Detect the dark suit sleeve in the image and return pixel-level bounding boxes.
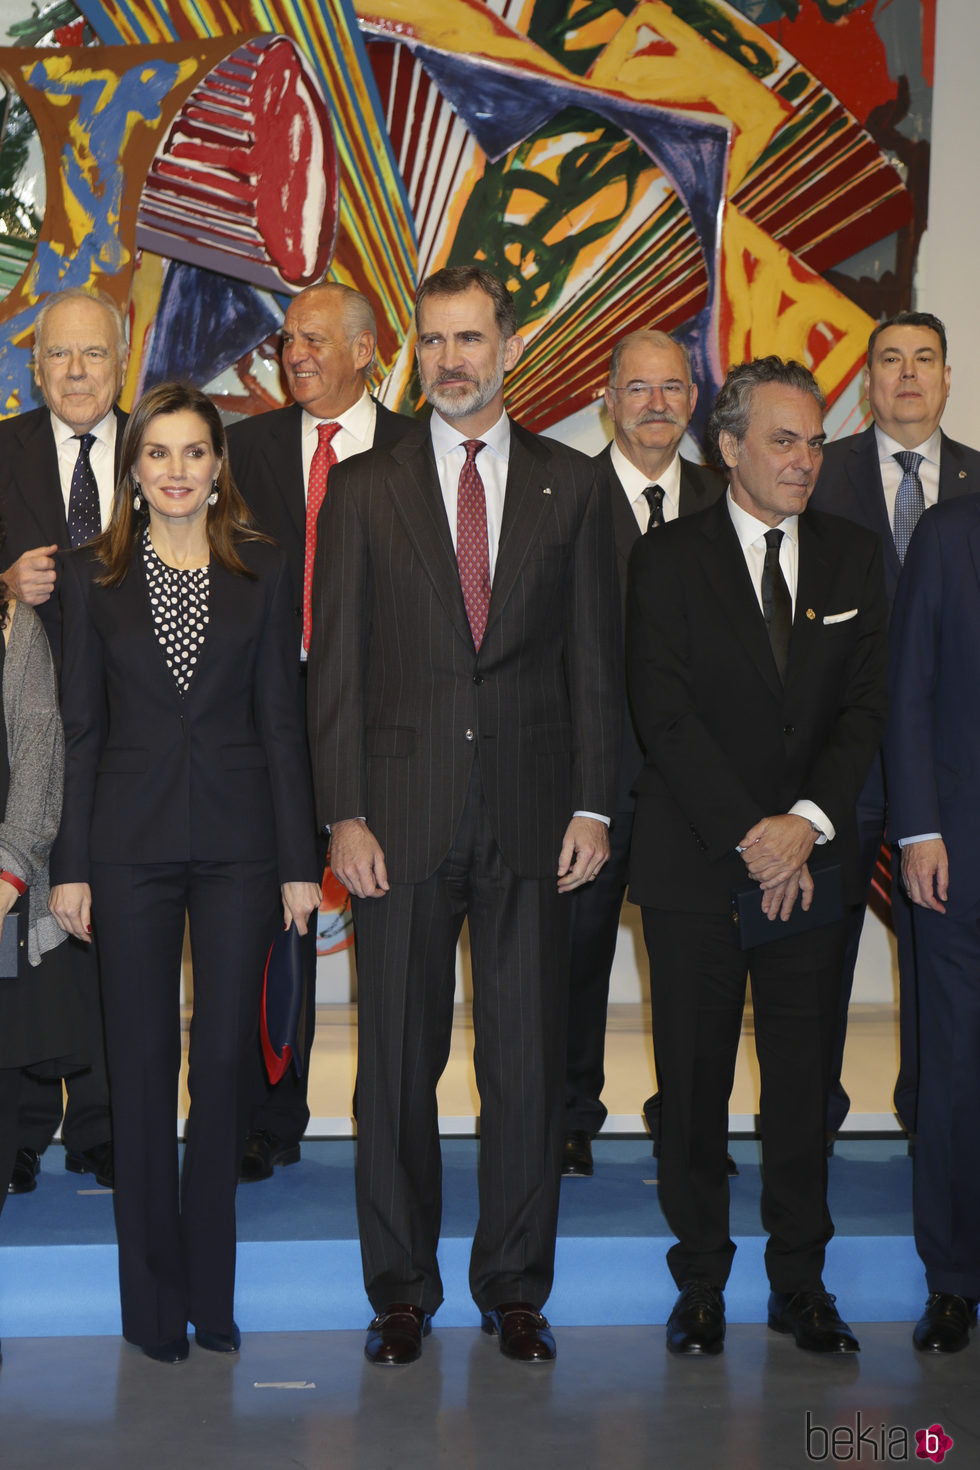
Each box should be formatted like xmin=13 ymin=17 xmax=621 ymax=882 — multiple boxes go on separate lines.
xmin=306 ymin=459 xmax=370 ymax=830
xmin=566 ymin=466 xmax=622 ymax=816
xmin=795 ymin=533 xmax=889 ymax=836
xmin=626 ymin=531 xmax=764 ymax=859
xmin=884 ymin=511 xmax=943 ymax=840
xmin=252 ymin=552 xmax=319 ymax=880
xmin=49 ymin=554 xmax=107 ymax=885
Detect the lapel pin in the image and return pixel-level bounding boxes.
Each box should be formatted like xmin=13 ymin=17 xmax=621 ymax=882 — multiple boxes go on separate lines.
xmin=542 ymin=486 xmax=552 ymax=495
xmin=960 ymin=470 xmax=967 ymax=479
xmin=806 ymin=608 xmax=816 ymax=620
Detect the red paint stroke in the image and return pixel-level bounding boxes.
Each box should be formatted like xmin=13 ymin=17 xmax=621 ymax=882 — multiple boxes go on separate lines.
xmin=762 ymin=0 xmax=896 ymax=125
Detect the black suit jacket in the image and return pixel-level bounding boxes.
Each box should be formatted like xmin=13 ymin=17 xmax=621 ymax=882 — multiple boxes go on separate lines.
xmin=598 ymin=444 xmax=723 ymax=809
xmin=226 ymin=398 xmax=411 ymax=636
xmin=308 ymin=418 xmax=622 ymax=883
xmin=626 ymin=496 xmax=888 ymax=913
xmin=0 ymin=404 xmax=128 ymax=666
xmin=50 ymin=538 xmax=317 ymax=886
xmin=809 ymin=425 xmax=980 ymax=612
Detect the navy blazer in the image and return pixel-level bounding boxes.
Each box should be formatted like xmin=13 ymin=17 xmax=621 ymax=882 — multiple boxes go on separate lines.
xmin=50 ymin=537 xmax=317 ymax=885
xmin=810 ymin=425 xmax=980 ymax=613
xmin=886 ymin=494 xmax=980 ymax=919
xmin=627 ymin=497 xmax=889 ymax=913
xmin=0 ymin=403 xmax=128 ymax=666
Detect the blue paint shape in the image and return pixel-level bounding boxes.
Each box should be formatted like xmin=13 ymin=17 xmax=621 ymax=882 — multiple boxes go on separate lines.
xmin=143 ymin=262 xmax=281 ymax=390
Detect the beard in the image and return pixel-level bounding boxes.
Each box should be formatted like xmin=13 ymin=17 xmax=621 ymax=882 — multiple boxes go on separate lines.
xmin=422 ymin=348 xmax=507 ymax=422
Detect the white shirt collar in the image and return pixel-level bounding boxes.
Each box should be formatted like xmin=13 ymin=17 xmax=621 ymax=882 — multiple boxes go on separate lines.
xmin=726 ymin=488 xmax=799 ymax=549
xmin=874 ymin=422 xmax=942 ymax=467
xmin=430 ymin=407 xmax=511 ymax=461
xmin=50 ymin=407 xmax=115 ymax=446
xmin=302 ymin=388 xmax=375 ymax=446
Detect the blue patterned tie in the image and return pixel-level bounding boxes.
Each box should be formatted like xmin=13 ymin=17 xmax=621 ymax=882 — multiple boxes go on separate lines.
xmin=892 ymin=450 xmax=924 ymax=565
xmin=67 ymin=432 xmax=102 ymax=548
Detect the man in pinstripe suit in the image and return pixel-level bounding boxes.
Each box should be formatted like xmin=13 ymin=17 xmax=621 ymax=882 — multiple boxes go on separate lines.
xmin=308 ymin=267 xmax=621 ymax=1365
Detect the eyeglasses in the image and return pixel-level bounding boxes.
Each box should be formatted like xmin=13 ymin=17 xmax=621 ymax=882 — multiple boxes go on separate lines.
xmin=611 ymin=381 xmax=691 ymax=402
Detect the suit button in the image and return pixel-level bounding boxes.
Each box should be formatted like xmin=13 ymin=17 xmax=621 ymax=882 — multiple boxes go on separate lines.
xmin=473 ymin=675 xmax=484 ymax=685
xmin=783 ymin=724 xmax=795 ymax=735
xmin=465 ymin=728 xmax=475 ymax=741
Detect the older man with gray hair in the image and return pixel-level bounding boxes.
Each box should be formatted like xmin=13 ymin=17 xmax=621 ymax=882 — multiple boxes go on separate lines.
xmin=0 ymin=285 xmax=129 ymax=1194
xmin=626 ymin=356 xmax=888 ymax=1356
xmin=562 ymin=329 xmax=721 ymax=1179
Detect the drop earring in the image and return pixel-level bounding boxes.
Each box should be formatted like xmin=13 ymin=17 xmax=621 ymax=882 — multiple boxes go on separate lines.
xmin=207 ymin=480 xmax=219 ymax=506
xmin=132 ymin=479 xmax=142 ymax=512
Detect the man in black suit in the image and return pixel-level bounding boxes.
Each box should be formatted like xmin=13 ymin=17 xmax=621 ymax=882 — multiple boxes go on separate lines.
xmin=308 ymin=266 xmax=620 ymax=1365
xmin=0 ymin=286 xmax=126 ymax=1195
xmin=809 ymin=311 xmax=980 ymax=1137
xmin=562 ymin=330 xmax=721 ymax=1178
xmin=227 ymin=283 xmax=410 ymax=1182
xmin=627 ymin=357 xmax=888 ymax=1356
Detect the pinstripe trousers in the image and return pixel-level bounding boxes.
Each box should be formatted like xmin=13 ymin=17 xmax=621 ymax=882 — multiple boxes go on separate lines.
xmin=352 ymin=758 xmax=569 ymax=1316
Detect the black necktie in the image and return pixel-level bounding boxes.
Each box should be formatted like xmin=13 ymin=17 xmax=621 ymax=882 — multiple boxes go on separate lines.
xmin=642 ymin=484 xmax=665 ymax=532
xmin=761 ymin=528 xmax=792 ymax=683
xmin=67 ymin=432 xmax=101 ymax=548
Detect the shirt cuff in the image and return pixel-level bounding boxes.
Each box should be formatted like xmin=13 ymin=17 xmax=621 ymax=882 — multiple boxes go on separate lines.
xmin=789 ymin=800 xmax=835 ymax=844
xmin=574 ymin=810 xmax=610 ymax=826
xmin=898 ymin=833 xmax=942 ymax=847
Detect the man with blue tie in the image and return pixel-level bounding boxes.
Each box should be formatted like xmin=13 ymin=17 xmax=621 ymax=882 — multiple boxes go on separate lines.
xmin=810 ymin=312 xmax=980 ymax=1141
xmin=0 ymin=287 xmax=127 ymax=1194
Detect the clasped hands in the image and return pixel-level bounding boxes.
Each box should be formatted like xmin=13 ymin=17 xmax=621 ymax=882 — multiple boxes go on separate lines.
xmin=738 ymin=813 xmax=817 ymax=922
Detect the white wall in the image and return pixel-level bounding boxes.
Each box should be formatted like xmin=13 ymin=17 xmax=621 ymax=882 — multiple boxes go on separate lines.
xmin=923 ymin=0 xmax=980 ymax=444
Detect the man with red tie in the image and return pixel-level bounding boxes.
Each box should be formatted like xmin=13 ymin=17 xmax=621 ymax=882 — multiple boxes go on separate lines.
xmin=0 ymin=287 xmax=126 ymax=1195
xmin=308 ymin=267 xmax=621 ymax=1365
xmin=228 ymin=282 xmax=410 ymax=1181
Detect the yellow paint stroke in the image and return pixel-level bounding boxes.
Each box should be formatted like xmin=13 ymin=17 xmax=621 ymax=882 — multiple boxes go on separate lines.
xmin=721 ymin=209 xmax=873 ymax=399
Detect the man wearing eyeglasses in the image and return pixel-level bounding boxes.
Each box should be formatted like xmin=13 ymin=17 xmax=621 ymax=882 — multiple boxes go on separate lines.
xmin=562 ymin=331 xmax=722 ymax=1178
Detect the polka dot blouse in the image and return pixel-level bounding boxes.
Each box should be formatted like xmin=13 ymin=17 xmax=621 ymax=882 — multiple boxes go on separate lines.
xmin=142 ymin=528 xmax=210 ymax=697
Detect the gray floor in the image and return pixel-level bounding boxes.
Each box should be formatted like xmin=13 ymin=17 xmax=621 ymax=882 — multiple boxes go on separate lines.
xmin=2 ymin=1324 xmax=978 ymax=1469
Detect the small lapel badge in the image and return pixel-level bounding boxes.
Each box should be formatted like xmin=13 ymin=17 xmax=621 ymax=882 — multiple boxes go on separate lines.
xmin=806 ymin=608 xmax=816 ymax=620
xmin=960 ymin=470 xmax=967 ymax=479
xmin=542 ymin=486 xmax=552 ymax=495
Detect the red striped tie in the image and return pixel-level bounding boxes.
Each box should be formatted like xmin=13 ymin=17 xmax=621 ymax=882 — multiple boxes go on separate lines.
xmin=303 ymin=421 xmax=341 ymax=652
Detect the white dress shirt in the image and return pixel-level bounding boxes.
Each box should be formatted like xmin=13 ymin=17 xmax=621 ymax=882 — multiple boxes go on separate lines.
xmin=609 ymin=442 xmax=683 ymax=529
xmin=726 ymin=491 xmax=833 ymax=842
xmin=875 ymin=423 xmax=941 ymax=531
xmin=52 ymin=409 xmax=117 ymax=529
xmin=300 ymin=390 xmax=378 ymax=499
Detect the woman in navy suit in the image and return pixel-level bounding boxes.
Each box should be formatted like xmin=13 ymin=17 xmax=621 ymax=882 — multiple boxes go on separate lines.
xmin=49 ymin=382 xmax=320 ymax=1363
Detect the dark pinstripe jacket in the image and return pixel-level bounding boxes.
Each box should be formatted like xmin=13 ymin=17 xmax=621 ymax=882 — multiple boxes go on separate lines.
xmin=307 ymin=417 xmax=622 ymax=883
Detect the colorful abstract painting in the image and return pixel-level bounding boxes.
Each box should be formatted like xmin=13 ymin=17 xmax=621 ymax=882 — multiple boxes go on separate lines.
xmin=0 ymin=0 xmax=937 ymax=950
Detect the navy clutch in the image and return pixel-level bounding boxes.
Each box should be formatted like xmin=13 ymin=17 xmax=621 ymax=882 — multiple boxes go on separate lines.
xmin=260 ymin=921 xmax=307 ymax=1083
xmin=731 ymin=862 xmax=843 ymax=950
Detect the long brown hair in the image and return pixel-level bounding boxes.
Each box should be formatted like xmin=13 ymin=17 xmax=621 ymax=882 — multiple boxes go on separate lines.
xmin=93 ymin=381 xmax=272 ymax=587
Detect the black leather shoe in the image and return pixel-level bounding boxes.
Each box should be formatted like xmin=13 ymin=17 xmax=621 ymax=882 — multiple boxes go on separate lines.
xmin=140 ymin=1337 xmax=190 ymax=1364
xmin=365 ymin=1304 xmax=431 ymax=1365
xmin=562 ymin=1131 xmax=594 ymax=1177
xmin=195 ymin=1324 xmax=242 ymax=1354
xmin=666 ymin=1282 xmax=725 ymax=1355
xmin=768 ymin=1289 xmax=859 ymax=1353
xmin=8 ymin=1147 xmax=40 ymax=1195
xmin=239 ymin=1130 xmax=301 ymax=1183
xmin=481 ymin=1302 xmax=556 ymax=1362
xmin=65 ymin=1141 xmax=114 ymax=1189
xmin=913 ymin=1293 xmax=978 ymax=1353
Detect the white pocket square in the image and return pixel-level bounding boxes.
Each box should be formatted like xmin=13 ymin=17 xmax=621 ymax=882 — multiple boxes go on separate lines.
xmin=823 ymin=609 xmax=858 ymax=624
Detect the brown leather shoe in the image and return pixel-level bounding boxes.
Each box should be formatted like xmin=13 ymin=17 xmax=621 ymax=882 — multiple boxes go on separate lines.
xmin=364 ymin=1304 xmax=431 ymax=1365
xmin=481 ymin=1302 xmax=556 ymax=1362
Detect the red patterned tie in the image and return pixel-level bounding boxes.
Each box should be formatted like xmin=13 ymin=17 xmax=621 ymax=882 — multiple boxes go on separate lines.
xmin=302 ymin=420 xmax=341 ymax=652
xmin=456 ymin=439 xmax=491 ymax=651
